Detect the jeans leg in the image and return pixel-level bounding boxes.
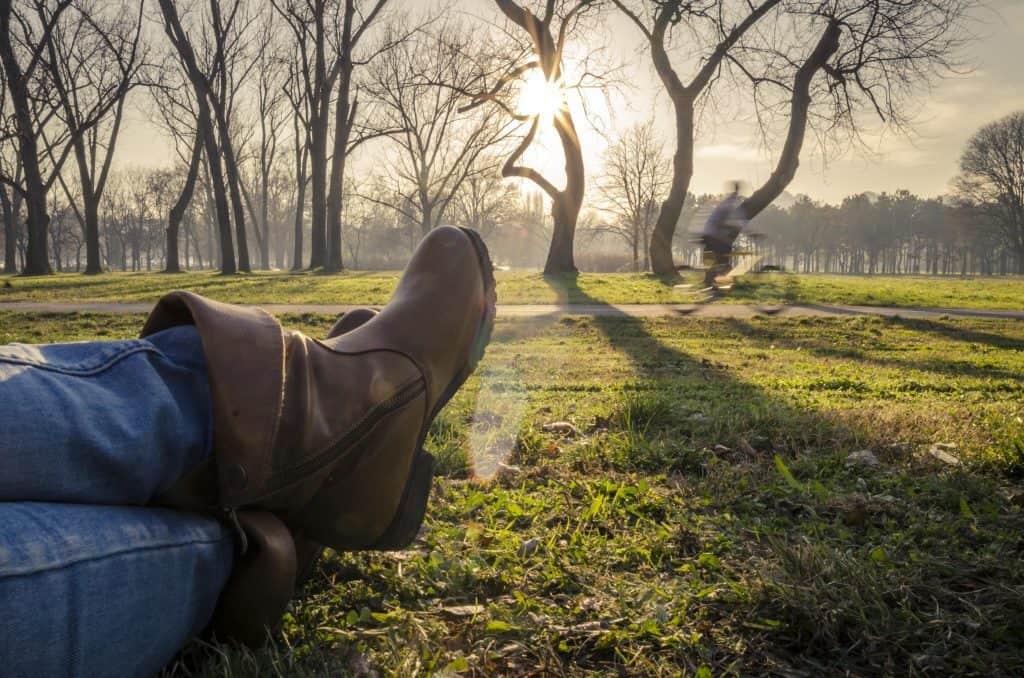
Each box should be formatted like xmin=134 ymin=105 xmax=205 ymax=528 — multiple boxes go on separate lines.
xmin=0 ymin=325 xmax=213 ymax=504
xmin=0 ymin=502 xmax=234 ymax=678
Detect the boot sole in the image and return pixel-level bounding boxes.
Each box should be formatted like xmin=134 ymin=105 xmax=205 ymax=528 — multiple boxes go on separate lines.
xmin=366 ymin=227 xmax=496 ymax=550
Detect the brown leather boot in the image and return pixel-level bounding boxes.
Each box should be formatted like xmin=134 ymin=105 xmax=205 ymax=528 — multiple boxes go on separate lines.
xmin=210 ymin=511 xmax=297 ymax=647
xmin=295 ymin=306 xmax=378 ymax=586
xmin=214 ymin=308 xmax=383 ymax=645
xmin=290 ymin=227 xmax=495 ymax=549
xmin=326 ymin=306 xmax=378 ymax=339
xmin=145 ymin=226 xmax=495 ymax=553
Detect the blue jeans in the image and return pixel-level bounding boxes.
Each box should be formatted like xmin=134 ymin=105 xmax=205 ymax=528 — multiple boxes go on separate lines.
xmin=0 ymin=326 xmax=234 ymax=677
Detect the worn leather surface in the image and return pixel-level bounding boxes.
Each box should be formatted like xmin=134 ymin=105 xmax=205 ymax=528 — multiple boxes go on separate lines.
xmin=211 ymin=510 xmax=296 ymax=648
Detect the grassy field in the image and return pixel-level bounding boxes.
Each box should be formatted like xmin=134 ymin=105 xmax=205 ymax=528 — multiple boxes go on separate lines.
xmin=2 ymin=270 xmax=1023 ymax=309
xmin=4 ymin=311 xmax=1023 ymax=675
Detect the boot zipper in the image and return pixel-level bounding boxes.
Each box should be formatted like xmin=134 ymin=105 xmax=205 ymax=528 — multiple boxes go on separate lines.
xmin=256 ymin=379 xmax=426 ymax=500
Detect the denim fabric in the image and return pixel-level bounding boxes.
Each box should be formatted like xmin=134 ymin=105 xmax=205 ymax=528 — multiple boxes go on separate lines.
xmin=0 ymin=326 xmax=233 ymax=675
xmin=0 ymin=325 xmax=213 ymax=504
xmin=0 ymin=502 xmax=233 ymax=678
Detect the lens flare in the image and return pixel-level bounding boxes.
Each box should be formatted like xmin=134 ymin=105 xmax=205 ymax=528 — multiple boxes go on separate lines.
xmin=517 ymin=69 xmax=565 ymax=125
xmin=464 ymin=311 xmax=573 ymax=481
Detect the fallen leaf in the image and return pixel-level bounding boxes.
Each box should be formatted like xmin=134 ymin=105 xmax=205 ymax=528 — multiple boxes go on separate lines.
xmin=927 ymin=443 xmax=961 ymax=466
xmin=846 ymin=450 xmax=880 ymax=468
xmin=542 ymin=421 xmax=578 ymax=436
xmin=497 ymin=461 xmax=521 ymax=474
xmin=517 ymin=537 xmax=540 ymax=557
xmin=441 ymin=604 xmax=485 ymax=618
xmin=737 ymin=437 xmax=758 ymax=456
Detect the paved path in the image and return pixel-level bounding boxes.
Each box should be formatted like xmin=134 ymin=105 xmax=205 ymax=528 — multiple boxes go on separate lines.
xmin=1 ymin=301 xmax=1022 ymax=320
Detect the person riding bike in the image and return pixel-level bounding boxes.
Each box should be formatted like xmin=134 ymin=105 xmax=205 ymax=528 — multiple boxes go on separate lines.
xmin=700 ymin=182 xmax=749 ymax=287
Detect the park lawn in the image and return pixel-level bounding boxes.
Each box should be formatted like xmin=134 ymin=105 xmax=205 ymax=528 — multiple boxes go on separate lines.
xmin=2 ymin=312 xmax=1023 ymax=675
xmin=723 ymin=273 xmax=1024 ymax=309
xmin=2 ymin=270 xmax=1024 ymax=309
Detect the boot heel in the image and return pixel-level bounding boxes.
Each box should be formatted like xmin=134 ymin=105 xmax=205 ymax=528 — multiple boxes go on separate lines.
xmin=366 ymin=451 xmax=435 ymax=550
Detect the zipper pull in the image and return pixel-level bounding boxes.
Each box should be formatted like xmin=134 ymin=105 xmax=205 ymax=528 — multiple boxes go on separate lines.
xmin=222 ymin=506 xmax=249 ymax=556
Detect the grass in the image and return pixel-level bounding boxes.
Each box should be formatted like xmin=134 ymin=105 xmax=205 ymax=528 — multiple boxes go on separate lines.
xmin=4 ymin=310 xmax=1023 ymax=675
xmin=2 ymin=270 xmax=1023 ymax=309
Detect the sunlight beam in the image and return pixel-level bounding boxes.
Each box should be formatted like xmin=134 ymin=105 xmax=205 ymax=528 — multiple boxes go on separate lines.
xmin=517 ymin=69 xmax=565 ymax=127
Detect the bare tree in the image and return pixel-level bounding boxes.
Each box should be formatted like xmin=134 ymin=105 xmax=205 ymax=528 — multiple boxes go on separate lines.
xmin=156 ymin=0 xmax=237 ymax=273
xmin=463 ymin=0 xmax=600 ymax=274
xmin=164 ymin=125 xmax=204 ymax=272
xmin=148 ymin=37 xmax=205 ymax=273
xmin=237 ymin=11 xmax=288 ymax=270
xmin=367 ymin=22 xmax=512 ymax=237
xmin=44 ymin=0 xmax=144 ymax=274
xmin=956 ymin=111 xmax=1024 ymax=273
xmin=271 ymin=0 xmax=390 ymax=271
xmin=737 ymin=1 xmax=973 ymax=223
xmin=282 ymin=56 xmax=310 ymax=270
xmin=0 ymin=142 xmax=22 ymax=272
xmin=450 ymin=168 xmax=519 ymax=239
xmin=0 ymin=0 xmax=74 ymax=274
xmin=205 ymin=0 xmax=256 ymax=272
xmin=596 ymin=120 xmax=670 ymax=272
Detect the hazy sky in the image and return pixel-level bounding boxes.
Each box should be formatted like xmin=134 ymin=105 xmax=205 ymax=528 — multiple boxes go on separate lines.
xmin=115 ymin=0 xmax=1024 ymax=205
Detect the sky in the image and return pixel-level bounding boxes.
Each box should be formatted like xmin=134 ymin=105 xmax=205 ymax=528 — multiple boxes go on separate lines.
xmin=114 ymin=0 xmax=1024 ymax=206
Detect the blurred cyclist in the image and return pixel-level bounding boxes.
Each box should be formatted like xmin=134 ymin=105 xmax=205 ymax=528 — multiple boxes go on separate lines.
xmin=700 ymin=181 xmax=748 ymax=287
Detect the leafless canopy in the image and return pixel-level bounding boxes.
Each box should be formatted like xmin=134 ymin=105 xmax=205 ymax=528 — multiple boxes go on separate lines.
xmin=364 ymin=20 xmax=514 ymax=236
xmin=955 ymin=111 xmax=1024 ymax=271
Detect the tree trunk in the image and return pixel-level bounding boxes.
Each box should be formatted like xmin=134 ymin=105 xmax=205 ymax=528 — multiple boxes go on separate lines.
xmin=1 ymin=184 xmax=15 ymax=272
xmin=325 ymin=54 xmax=355 ymax=272
xmin=306 ymin=6 xmax=329 ymax=270
xmin=543 ymin=111 xmax=584 ymax=275
xmin=213 ymin=109 xmax=251 ymax=273
xmin=741 ymin=22 xmax=841 ymax=220
xmin=293 ymin=179 xmax=306 ymax=271
xmin=63 ymin=126 xmax=101 ymax=273
xmin=420 ymin=202 xmax=433 ymax=238
xmin=82 ymin=197 xmax=101 ymax=274
xmin=544 ymin=193 xmax=580 ymax=274
xmin=258 ymin=191 xmax=270 ymax=271
xmin=0 ymin=3 xmax=51 ymax=275
xmin=157 ymin=0 xmax=235 ymax=274
xmin=308 ymin=129 xmax=327 ymax=269
xmin=201 ymin=123 xmax=236 ymax=274
xmin=166 ymin=130 xmax=203 ymax=273
xmin=649 ymin=93 xmax=694 ymax=276
xmin=632 ymin=221 xmax=640 ymax=272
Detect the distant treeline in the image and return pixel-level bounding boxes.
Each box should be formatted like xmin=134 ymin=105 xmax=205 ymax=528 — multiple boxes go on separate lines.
xmin=746 ymin=192 xmax=1020 ymax=276
xmin=0 ymin=166 xmax=557 ymax=274
xmin=1 ymin=179 xmax=1018 ymax=277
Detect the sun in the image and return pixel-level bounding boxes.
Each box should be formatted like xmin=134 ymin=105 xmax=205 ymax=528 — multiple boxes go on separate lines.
xmin=517 ymin=69 xmax=565 ymax=125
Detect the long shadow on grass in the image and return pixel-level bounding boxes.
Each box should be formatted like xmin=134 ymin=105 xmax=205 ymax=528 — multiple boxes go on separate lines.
xmin=543 ymin=273 xmax=861 ymax=456
xmin=889 ymin=316 xmax=1024 ymax=352
xmin=535 ymin=273 xmax=1024 ymax=674
xmin=723 ymin=317 xmax=1024 ymax=384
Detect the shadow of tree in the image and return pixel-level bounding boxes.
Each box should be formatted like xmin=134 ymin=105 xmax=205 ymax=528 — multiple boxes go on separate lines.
xmin=722 ymin=317 xmax=1024 ymax=383
xmin=541 ymin=272 xmax=862 ymax=453
xmin=889 ymin=316 xmax=1024 ymax=352
xmin=526 ymin=273 xmax=1024 ymax=673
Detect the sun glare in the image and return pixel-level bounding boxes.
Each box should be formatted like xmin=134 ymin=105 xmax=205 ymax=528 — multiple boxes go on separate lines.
xmin=517 ymin=69 xmax=565 ymax=125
